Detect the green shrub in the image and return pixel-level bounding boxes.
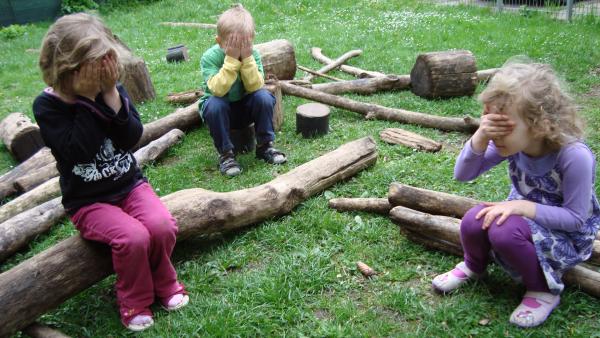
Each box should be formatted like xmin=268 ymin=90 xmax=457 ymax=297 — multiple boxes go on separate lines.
xmin=0 ymin=25 xmax=27 ymax=41
xmin=61 ymin=0 xmax=99 ymax=14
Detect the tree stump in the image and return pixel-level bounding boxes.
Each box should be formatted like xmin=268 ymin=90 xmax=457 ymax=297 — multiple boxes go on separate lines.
xmin=115 ymin=36 xmax=156 ymax=104
xmin=410 ymin=50 xmax=478 ymax=99
xmin=166 ymin=44 xmax=189 ymax=63
xmin=230 ymin=124 xmax=256 ymax=154
xmin=255 ymin=39 xmax=296 ymax=80
xmin=264 ymin=82 xmax=284 ymax=132
xmin=0 ymin=113 xmax=45 ymax=162
xmin=296 ymin=103 xmax=330 ymax=138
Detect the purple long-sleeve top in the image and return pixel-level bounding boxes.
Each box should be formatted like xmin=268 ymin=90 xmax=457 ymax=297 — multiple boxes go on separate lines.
xmin=454 ymin=139 xmax=596 ymax=232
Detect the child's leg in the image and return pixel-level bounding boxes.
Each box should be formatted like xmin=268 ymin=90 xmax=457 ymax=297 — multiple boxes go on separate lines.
xmin=203 ymin=96 xmax=234 ymax=154
xmin=120 ymin=182 xmax=187 ymax=306
xmin=71 ymin=202 xmax=155 ymax=327
xmin=237 ymin=88 xmax=275 ymax=145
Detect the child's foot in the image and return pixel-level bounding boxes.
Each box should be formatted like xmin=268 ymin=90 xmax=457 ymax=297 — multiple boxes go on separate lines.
xmin=509 ymin=291 xmax=560 ymax=328
xmin=256 ymin=142 xmax=286 ymax=164
xmin=121 ymin=307 xmax=154 ymax=332
xmin=219 ymin=151 xmax=241 ymax=177
xmin=432 ymin=261 xmax=479 ymax=294
xmin=162 ymin=293 xmax=190 ymax=311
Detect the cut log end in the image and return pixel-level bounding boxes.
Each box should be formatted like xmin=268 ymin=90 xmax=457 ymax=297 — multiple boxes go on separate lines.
xmin=296 ymin=103 xmax=330 ymax=138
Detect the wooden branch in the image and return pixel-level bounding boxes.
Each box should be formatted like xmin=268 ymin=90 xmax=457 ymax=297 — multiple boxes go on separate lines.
xmin=388 ymin=182 xmax=479 ymax=218
xmin=297 ymin=65 xmax=344 ymax=82
xmin=166 ymin=89 xmax=204 ymax=105
xmin=135 ymin=102 xmax=199 ymax=149
xmin=0 ymin=137 xmax=377 ymax=336
xmin=303 ymin=49 xmax=362 ymax=82
xmin=328 ymin=197 xmax=390 ymax=215
xmin=159 ymin=22 xmax=216 ymax=29
xmin=22 ymin=322 xmax=71 ymax=338
xmin=0 ymin=147 xmax=54 ymax=200
xmin=0 ymin=129 xmax=185 ymax=262
xmin=311 ymin=75 xmax=410 ymax=95
xmin=476 ymin=68 xmax=499 ymax=83
xmin=311 ymin=47 xmax=386 ymax=78
xmin=389 ymin=205 xmax=600 ymax=298
xmin=280 ymin=82 xmax=480 ymax=133
xmin=380 ymin=128 xmax=442 ymax=152
xmin=14 ymin=162 xmax=57 ymax=193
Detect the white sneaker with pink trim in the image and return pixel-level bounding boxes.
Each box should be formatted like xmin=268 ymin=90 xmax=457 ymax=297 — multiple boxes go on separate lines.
xmin=509 ymin=291 xmax=560 ymax=328
xmin=432 ymin=261 xmax=480 ymax=294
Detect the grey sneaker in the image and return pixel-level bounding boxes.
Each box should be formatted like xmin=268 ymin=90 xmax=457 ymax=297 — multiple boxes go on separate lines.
xmin=219 ymin=151 xmax=241 ymax=177
xmin=256 ymin=142 xmax=287 ymax=164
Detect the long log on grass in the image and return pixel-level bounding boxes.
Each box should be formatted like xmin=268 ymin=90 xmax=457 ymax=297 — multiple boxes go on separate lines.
xmin=0 ymin=136 xmax=377 ymax=336
xmin=303 ymin=49 xmax=362 ymax=82
xmin=166 ymin=89 xmax=204 ymax=105
xmin=297 ymin=65 xmax=344 ymax=82
xmin=311 ymin=47 xmax=386 ymax=78
xmin=14 ymin=161 xmax=58 ymax=193
xmin=280 ymin=82 xmax=480 ymax=133
xmin=380 ymin=128 xmax=442 ymax=152
xmin=328 ymin=197 xmax=390 ymax=215
xmin=159 ymin=22 xmax=216 ymax=29
xmin=389 ymin=205 xmax=600 ymax=298
xmin=311 ymin=75 xmax=411 ymax=95
xmin=0 ymin=147 xmax=54 ymax=200
xmin=388 ymin=182 xmax=479 ymax=218
xmin=0 ymin=129 xmax=185 ymax=263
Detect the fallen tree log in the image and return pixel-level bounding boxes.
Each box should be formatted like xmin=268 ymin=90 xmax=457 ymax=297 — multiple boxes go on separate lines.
xmin=14 ymin=161 xmax=57 ymax=193
xmin=303 ymin=49 xmax=362 ymax=82
xmin=389 ymin=205 xmax=600 ymax=298
xmin=280 ymin=82 xmax=480 ymax=133
xmin=0 ymin=178 xmax=61 ymax=225
xmin=0 ymin=129 xmax=185 ymax=262
xmin=328 ymin=197 xmax=390 ymax=215
xmin=388 ymin=182 xmax=479 ymax=218
xmin=311 ymin=75 xmax=411 ymax=95
xmin=0 ymin=112 xmax=45 ymax=162
xmin=255 ymin=39 xmax=297 ymax=81
xmin=311 ymin=47 xmax=386 ymax=78
xmin=159 ymin=22 xmax=216 ymax=29
xmin=0 ymin=136 xmax=377 ymax=336
xmin=298 ymin=65 xmax=344 ymax=82
xmin=166 ymin=89 xmax=204 ymax=105
xmin=380 ymin=128 xmax=442 ymax=152
xmin=0 ymin=147 xmax=54 ymax=200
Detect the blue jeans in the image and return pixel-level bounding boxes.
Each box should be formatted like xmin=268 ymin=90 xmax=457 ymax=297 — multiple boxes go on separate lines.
xmin=202 ymin=89 xmax=276 ymax=154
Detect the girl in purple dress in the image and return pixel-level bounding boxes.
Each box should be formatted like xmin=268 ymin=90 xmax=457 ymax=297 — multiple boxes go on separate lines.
xmin=431 ymin=62 xmax=600 ymax=328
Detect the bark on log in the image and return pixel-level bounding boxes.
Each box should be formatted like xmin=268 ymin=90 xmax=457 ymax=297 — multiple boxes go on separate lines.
xmin=379 ymin=128 xmax=442 ymax=152
xmin=388 ymin=182 xmax=479 ymax=218
xmin=303 ymin=49 xmax=362 ymax=82
xmin=0 ymin=147 xmax=54 ymax=200
xmin=280 ymin=82 xmax=480 ymax=133
xmin=328 ymin=197 xmax=391 ymax=215
xmin=0 ymin=113 xmax=45 ymax=162
xmin=410 ymin=50 xmax=478 ymax=99
xmin=14 ymin=161 xmax=58 ymax=193
xmin=264 ymin=82 xmax=284 ymax=132
xmin=166 ymin=89 xmax=204 ymax=105
xmin=159 ymin=22 xmax=216 ymax=29
xmin=0 ymin=129 xmax=185 ymax=261
xmin=255 ymin=39 xmax=296 ymax=81
xmin=119 ymin=53 xmax=156 ymax=104
xmin=297 ymin=65 xmax=344 ymax=82
xmin=0 ymin=178 xmax=61 ymax=225
xmin=22 ymin=322 xmax=71 ymax=338
xmin=311 ymin=75 xmax=411 ymax=95
xmin=311 ymin=47 xmax=386 ymax=78
xmin=135 ymin=102 xmax=199 ymax=149
xmin=0 ymin=137 xmax=377 ymax=336
xmin=389 ymin=205 xmax=600 ymax=298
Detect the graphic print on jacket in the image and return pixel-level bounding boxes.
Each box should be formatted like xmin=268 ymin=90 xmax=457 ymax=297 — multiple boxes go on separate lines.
xmin=73 ymin=138 xmax=134 ymax=182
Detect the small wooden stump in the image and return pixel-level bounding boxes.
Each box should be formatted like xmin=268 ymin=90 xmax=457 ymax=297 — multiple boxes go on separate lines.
xmin=0 ymin=113 xmax=45 ymax=162
xmin=166 ymin=44 xmax=189 ymax=63
xmin=116 ymin=36 xmax=156 ymax=104
xmin=264 ymin=82 xmax=284 ymax=132
xmin=379 ymin=128 xmax=442 ymax=152
xmin=296 ymin=103 xmax=330 ymax=138
xmin=230 ymin=124 xmax=256 ymax=154
xmin=410 ymin=50 xmax=478 ymax=99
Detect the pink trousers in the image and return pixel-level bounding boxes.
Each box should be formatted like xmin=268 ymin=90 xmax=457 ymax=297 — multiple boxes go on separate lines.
xmin=71 ymin=182 xmax=181 ymax=316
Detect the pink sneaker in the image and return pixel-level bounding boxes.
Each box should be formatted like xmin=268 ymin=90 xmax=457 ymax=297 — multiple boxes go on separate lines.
xmin=160 ymin=283 xmax=189 ymax=311
xmin=432 ymin=262 xmax=480 ymax=294
xmin=509 ymin=291 xmax=560 ymax=328
xmin=120 ymin=307 xmax=153 ymax=332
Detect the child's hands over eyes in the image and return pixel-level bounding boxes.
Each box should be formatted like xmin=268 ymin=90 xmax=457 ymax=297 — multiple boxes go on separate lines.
xmin=478 ymin=105 xmax=515 ymax=141
xmin=100 ymin=52 xmax=119 ymax=93
xmin=476 ymin=200 xmax=536 ymax=230
xmin=240 ymin=35 xmax=253 ymax=60
xmin=225 ymin=34 xmax=241 ymax=60
xmin=73 ymin=61 xmax=101 ymax=100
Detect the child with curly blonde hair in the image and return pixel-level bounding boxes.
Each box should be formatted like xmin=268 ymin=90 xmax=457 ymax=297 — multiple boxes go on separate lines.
xmin=432 ymin=62 xmax=600 ymax=327
xmin=34 ymin=13 xmax=188 ymax=331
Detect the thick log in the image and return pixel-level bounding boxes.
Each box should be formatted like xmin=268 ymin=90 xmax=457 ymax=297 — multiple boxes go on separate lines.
xmin=312 ymin=75 xmax=411 ymax=95
xmin=0 ymin=147 xmax=54 ymax=200
xmin=255 ymin=39 xmax=296 ymax=81
xmin=119 ymin=54 xmax=156 ymax=104
xmin=389 ymin=205 xmax=600 ymax=298
xmin=0 ymin=113 xmax=45 ymax=162
xmin=388 ymin=182 xmax=479 ymax=218
xmin=14 ymin=161 xmax=58 ymax=193
xmin=311 ymin=47 xmax=385 ymax=78
xmin=380 ymin=128 xmax=442 ymax=152
xmin=328 ymin=197 xmax=390 ymax=215
xmin=280 ymin=82 xmax=480 ymax=133
xmin=264 ymin=82 xmax=284 ymax=132
xmin=410 ymin=50 xmax=478 ymax=99
xmin=159 ymin=22 xmax=216 ymax=29
xmin=22 ymin=322 xmax=71 ymax=338
xmin=0 ymin=137 xmax=377 ymax=336
xmin=0 ymin=130 xmax=185 ymax=261
xmin=135 ymin=102 xmax=199 ymax=148
xmin=296 ymin=103 xmax=330 ymax=138
xmin=303 ymin=49 xmax=362 ymax=82
xmin=166 ymin=89 xmax=204 ymax=105
xmin=297 ymin=65 xmax=344 ymax=82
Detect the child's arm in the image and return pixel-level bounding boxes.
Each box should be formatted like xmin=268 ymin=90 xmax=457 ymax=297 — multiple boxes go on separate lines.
xmin=239 ymin=36 xmax=264 ymax=92
xmin=454 ymin=139 xmax=505 ymax=181
xmin=203 ymin=36 xmax=242 ymax=97
xmin=97 ymin=85 xmax=143 ymax=150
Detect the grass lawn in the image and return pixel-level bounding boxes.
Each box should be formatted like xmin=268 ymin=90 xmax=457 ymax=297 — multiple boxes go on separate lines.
xmin=1 ymin=0 xmax=600 ymax=336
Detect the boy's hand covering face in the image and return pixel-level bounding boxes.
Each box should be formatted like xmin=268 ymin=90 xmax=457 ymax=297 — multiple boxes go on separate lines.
xmin=240 ymin=34 xmax=253 ymax=59
xmin=224 ymin=33 xmax=241 ymax=60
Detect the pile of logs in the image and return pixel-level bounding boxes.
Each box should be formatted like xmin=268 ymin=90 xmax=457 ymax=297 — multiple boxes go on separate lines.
xmin=328 ymin=183 xmax=600 ymax=299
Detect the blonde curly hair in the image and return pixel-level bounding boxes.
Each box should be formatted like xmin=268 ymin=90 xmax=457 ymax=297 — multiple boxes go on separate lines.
xmin=39 ymin=13 xmax=123 ymax=95
xmin=217 ymin=4 xmax=255 ymax=41
xmin=479 ymin=61 xmax=584 ymax=149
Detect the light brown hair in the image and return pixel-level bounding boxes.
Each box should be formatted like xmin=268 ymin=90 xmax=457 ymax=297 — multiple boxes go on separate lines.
xmin=479 ymin=61 xmax=584 ymax=149
xmin=39 ymin=13 xmax=123 ymax=95
xmin=216 ymin=4 xmax=255 ymax=40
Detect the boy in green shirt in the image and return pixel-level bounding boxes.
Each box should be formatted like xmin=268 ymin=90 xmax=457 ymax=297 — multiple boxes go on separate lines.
xmin=199 ymin=4 xmax=286 ymax=177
